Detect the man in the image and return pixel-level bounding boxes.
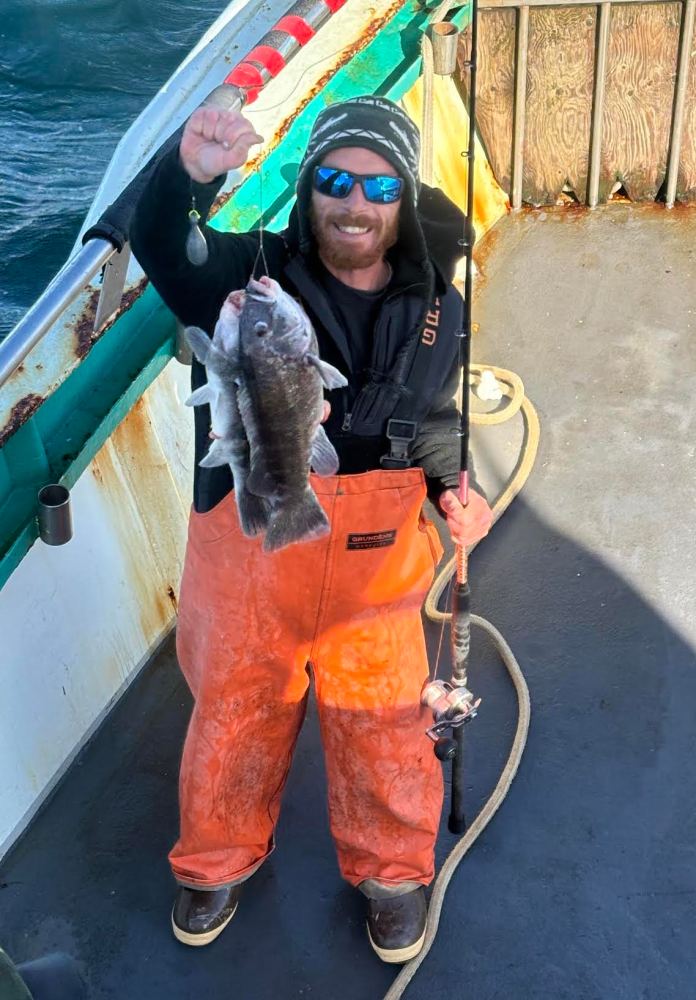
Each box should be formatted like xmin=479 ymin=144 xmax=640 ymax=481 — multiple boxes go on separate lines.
xmin=131 ymin=95 xmax=492 ymax=963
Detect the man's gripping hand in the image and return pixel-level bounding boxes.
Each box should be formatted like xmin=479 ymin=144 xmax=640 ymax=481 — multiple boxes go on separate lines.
xmin=180 ymin=108 xmax=264 ymax=184
xmin=438 ymin=488 xmax=493 ymax=548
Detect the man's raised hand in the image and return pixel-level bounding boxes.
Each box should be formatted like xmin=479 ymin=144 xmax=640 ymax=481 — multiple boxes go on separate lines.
xmin=180 ymin=108 xmax=264 ymax=184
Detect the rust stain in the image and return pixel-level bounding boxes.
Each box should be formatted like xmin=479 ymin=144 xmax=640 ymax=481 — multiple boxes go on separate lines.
xmin=119 ymin=276 xmax=149 ymax=312
xmin=547 ymin=204 xmax=590 ymax=223
xmin=210 ymin=0 xmax=404 ymax=217
xmin=473 ymin=224 xmax=502 ymax=295
xmin=90 ymin=396 xmax=185 ymax=644
xmin=0 ymin=394 xmax=44 ymax=449
xmin=72 ymin=276 xmax=149 ymax=361
xmin=72 ymin=288 xmax=101 ymax=360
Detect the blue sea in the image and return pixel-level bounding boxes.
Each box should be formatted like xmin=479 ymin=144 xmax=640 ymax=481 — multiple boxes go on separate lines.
xmin=0 ymin=0 xmax=230 ymax=340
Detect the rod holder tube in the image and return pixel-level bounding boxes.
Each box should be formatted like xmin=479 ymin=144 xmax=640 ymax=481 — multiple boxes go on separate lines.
xmin=37 ymin=485 xmax=73 ymax=546
xmin=430 ymin=22 xmax=460 ymax=75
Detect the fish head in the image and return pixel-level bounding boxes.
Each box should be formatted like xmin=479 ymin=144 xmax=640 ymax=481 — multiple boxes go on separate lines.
xmin=242 ymin=276 xmax=313 ymax=361
xmin=212 ymin=289 xmax=246 ymax=357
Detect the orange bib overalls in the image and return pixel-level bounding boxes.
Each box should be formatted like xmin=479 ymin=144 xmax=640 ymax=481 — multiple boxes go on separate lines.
xmin=170 ymin=468 xmax=444 ymax=895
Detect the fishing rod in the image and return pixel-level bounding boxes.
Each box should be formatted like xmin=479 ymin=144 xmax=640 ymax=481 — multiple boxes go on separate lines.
xmin=420 ymin=0 xmax=479 ymax=834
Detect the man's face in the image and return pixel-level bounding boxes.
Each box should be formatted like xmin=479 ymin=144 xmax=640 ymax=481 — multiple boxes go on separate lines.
xmin=309 ymin=147 xmax=401 ymax=271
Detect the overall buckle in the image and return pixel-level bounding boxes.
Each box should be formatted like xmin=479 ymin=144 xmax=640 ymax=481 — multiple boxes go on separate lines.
xmin=380 ymin=419 xmax=417 ymax=470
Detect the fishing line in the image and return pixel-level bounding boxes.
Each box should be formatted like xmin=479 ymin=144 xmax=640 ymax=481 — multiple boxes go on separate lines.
xmin=253 ymin=165 xmax=270 ymax=278
xmin=239 ymin=45 xmax=354 ymax=115
xmin=430 ymin=575 xmax=453 ymax=684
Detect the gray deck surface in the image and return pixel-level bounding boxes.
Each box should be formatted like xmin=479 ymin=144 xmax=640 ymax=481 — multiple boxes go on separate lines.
xmin=2 ymin=204 xmax=696 ymax=1000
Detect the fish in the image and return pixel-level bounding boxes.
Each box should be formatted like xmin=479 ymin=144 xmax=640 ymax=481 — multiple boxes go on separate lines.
xmin=184 ymin=276 xmax=348 ymax=552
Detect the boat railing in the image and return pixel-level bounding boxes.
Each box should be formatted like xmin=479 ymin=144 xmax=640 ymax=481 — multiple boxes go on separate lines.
xmin=0 ymin=240 xmax=115 ymax=389
xmin=0 ymin=0 xmax=353 ymax=394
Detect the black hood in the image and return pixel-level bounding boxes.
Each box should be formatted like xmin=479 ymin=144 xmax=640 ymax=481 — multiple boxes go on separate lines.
xmin=284 ymin=179 xmax=471 ymax=296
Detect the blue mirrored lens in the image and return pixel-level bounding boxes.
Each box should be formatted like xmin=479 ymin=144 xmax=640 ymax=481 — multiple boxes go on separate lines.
xmin=314 ymin=167 xmax=354 ymax=198
xmin=363 ymin=176 xmax=403 ymax=203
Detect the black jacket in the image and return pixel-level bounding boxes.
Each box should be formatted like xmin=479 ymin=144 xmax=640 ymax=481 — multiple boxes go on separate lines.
xmin=130 ymin=146 xmax=468 ymax=513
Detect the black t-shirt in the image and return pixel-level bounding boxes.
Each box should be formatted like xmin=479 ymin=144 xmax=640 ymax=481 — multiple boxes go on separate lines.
xmin=317 ymin=262 xmax=391 ymax=388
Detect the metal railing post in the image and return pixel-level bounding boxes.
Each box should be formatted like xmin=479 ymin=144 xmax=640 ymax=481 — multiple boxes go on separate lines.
xmin=666 ymin=0 xmax=696 ymax=208
xmin=511 ymin=5 xmax=529 ymax=209
xmin=587 ymin=1 xmax=612 ymax=208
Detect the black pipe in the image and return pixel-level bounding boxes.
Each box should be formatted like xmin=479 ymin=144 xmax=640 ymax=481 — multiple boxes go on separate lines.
xmin=37 ymin=485 xmax=73 ymax=546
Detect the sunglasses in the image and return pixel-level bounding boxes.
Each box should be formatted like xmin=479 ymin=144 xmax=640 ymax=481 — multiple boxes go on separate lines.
xmin=312 ymin=166 xmax=403 ymax=204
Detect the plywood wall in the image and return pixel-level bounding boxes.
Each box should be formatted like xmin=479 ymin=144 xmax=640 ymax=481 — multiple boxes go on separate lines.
xmin=460 ymin=10 xmax=516 ymax=193
xmin=601 ymin=4 xmax=681 ymax=201
xmin=459 ymin=2 xmax=696 ymax=205
xmin=679 ymin=12 xmax=696 ymax=201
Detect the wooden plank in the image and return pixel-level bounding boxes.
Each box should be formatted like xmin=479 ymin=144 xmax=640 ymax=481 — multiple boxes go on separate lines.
xmin=458 ymin=10 xmax=516 ymax=195
xmin=677 ymin=1 xmax=696 ymax=200
xmin=600 ymin=3 xmax=682 ymax=201
xmin=523 ymin=6 xmax=596 ymax=204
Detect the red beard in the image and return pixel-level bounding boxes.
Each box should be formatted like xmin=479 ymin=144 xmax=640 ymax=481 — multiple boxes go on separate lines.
xmin=309 ymin=205 xmax=399 ymax=270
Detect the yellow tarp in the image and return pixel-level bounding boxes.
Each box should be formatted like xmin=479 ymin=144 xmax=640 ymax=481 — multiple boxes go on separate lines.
xmin=401 ymin=75 xmax=509 ymax=245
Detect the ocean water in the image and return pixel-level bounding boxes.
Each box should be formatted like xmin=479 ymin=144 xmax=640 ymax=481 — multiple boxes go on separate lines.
xmin=0 ymin=0 xmax=230 ymax=340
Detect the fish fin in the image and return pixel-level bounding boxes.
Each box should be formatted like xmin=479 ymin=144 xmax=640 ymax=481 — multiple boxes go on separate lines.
xmin=236 ymin=489 xmax=271 ymax=537
xmin=185 ymin=326 xmax=214 ymax=365
xmin=198 ymin=440 xmax=228 ymax=468
xmin=310 ymin=425 xmax=340 ymax=476
xmin=306 ymin=354 xmax=349 ymax=390
xmin=247 ymin=461 xmax=277 ymax=498
xmin=185 ymin=384 xmax=216 ymax=407
xmin=263 ymin=489 xmax=329 ymax=552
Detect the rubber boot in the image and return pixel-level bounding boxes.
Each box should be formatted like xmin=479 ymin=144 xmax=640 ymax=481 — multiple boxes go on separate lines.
xmin=366 ymin=886 xmax=428 ymax=963
xmin=171 ymin=884 xmax=242 ymax=947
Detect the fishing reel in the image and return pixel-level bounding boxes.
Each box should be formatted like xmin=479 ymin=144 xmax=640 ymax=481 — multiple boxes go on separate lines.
xmin=421 ymin=679 xmax=480 ymax=761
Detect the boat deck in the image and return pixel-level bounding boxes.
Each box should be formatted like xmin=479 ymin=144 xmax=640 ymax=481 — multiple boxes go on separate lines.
xmin=2 ymin=204 xmax=696 ymax=999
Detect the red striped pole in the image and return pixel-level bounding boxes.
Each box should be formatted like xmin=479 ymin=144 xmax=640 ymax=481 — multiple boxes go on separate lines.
xmin=224 ymin=0 xmax=348 ymax=103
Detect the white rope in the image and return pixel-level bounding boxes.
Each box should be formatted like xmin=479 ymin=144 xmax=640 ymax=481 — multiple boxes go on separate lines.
xmin=383 ymin=613 xmax=531 ymax=999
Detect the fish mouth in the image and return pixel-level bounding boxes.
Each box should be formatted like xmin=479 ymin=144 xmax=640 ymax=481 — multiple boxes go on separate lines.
xmin=246 ymin=276 xmax=276 ymax=300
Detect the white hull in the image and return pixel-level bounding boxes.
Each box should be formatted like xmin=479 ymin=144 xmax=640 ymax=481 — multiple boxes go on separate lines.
xmin=0 ymin=362 xmax=193 ymax=857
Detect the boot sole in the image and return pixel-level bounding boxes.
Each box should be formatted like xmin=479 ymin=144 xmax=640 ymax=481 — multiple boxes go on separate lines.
xmin=367 ymin=923 xmax=426 ymax=964
xmin=171 ymin=901 xmax=239 ymax=947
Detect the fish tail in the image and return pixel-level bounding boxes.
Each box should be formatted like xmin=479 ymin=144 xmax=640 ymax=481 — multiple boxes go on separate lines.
xmin=236 ymin=489 xmax=271 ymax=537
xmin=263 ymin=489 xmax=329 ymax=552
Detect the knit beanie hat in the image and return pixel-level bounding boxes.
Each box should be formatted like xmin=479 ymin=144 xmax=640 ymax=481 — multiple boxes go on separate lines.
xmin=294 ymin=95 xmax=427 ymax=267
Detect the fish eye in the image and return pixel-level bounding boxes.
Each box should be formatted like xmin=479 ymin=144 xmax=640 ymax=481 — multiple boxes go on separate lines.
xmin=254 ymin=321 xmax=269 ymax=336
